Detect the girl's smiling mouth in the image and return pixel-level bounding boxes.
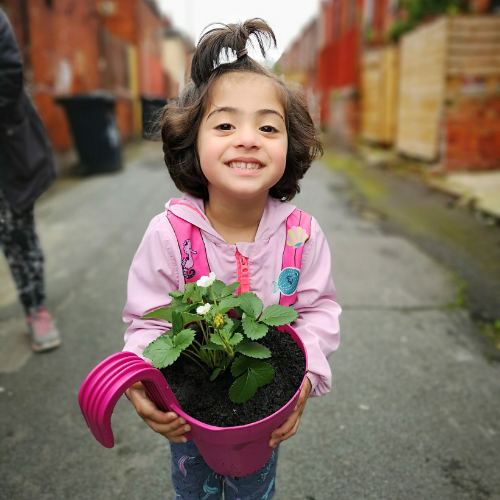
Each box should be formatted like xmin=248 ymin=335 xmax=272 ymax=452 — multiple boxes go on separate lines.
xmin=227 ymin=161 xmax=263 ymax=170
xmin=226 ymin=157 xmax=264 ymax=171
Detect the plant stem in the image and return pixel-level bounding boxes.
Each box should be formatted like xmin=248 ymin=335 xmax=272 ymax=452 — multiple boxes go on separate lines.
xmin=199 ymin=321 xmax=210 ymax=345
xmin=192 ymin=340 xmax=214 ymax=368
xmin=182 ymin=350 xmax=209 ymax=375
xmin=217 ymin=329 xmax=234 ymax=358
xmin=209 ymin=285 xmax=219 ymax=314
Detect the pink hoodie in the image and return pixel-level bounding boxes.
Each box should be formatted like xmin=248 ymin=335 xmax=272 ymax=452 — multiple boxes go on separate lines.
xmin=123 ymin=194 xmax=341 ymax=397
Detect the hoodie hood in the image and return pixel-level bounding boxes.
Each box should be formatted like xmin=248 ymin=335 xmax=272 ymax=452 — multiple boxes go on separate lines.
xmin=166 ymin=194 xmax=296 ymax=243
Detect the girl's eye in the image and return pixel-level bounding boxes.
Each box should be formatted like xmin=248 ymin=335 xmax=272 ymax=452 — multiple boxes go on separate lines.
xmin=260 ymin=125 xmax=278 ymax=133
xmin=216 ymin=123 xmax=234 ymax=131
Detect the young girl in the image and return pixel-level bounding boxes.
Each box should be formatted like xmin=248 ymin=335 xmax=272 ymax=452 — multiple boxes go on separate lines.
xmin=123 ymin=19 xmax=341 ymax=500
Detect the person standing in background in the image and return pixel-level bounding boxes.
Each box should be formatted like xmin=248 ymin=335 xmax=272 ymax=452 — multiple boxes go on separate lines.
xmin=0 ymin=9 xmax=60 ymax=352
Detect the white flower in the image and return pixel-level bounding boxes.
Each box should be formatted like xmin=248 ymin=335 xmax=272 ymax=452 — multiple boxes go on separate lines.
xmin=197 ymin=272 xmax=216 ymax=288
xmin=196 ymin=303 xmax=211 ymax=315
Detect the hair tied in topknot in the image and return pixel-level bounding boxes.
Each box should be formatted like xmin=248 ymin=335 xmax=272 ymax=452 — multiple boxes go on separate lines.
xmin=236 ymin=48 xmax=248 ymax=59
xmin=190 ymin=18 xmax=277 ymax=87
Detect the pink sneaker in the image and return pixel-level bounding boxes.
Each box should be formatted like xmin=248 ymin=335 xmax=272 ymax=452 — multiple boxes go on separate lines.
xmin=26 ymin=307 xmax=61 ymax=352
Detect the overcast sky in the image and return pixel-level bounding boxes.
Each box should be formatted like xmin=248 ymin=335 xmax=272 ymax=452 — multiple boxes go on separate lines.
xmin=157 ymin=0 xmax=320 ymax=63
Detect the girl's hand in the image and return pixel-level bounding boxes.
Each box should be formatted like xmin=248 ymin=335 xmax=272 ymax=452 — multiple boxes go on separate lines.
xmin=268 ymin=377 xmax=312 ymax=448
xmin=125 ymin=382 xmax=191 ymax=443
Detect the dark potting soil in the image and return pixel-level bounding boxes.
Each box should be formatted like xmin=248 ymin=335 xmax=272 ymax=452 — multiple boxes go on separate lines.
xmin=160 ymin=326 xmax=306 ymax=427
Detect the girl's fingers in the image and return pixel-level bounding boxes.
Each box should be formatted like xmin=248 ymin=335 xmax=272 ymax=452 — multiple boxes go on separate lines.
xmin=268 ymin=381 xmax=311 ymax=448
xmin=145 ymin=416 xmax=191 ymax=437
xmin=269 ymin=414 xmax=301 ymax=448
xmin=294 ymin=378 xmax=312 ymax=410
xmin=126 ymin=381 xmax=192 ymax=440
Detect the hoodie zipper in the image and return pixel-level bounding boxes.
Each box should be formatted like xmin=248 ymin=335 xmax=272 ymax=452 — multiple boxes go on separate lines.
xmin=235 ymin=249 xmax=250 ymax=294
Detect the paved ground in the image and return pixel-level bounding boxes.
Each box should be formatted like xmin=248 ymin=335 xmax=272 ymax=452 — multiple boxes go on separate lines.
xmin=0 ymin=141 xmax=499 ymax=499
xmin=360 ymin=145 xmax=500 ymax=221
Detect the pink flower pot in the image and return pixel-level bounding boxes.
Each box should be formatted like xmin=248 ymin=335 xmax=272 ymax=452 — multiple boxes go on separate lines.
xmin=78 ymin=324 xmax=308 ymax=477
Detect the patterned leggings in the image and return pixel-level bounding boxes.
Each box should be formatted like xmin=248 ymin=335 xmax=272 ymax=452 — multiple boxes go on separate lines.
xmin=0 ymin=188 xmax=45 ymax=314
xmin=170 ymin=440 xmax=279 ymax=500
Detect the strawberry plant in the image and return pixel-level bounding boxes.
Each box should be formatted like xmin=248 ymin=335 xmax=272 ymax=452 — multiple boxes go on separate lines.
xmin=142 ymin=273 xmax=298 ymax=404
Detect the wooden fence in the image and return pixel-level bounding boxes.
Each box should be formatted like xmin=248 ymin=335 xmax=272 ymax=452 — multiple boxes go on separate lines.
xmin=396 ymin=16 xmax=500 ymax=162
xmin=360 ymin=46 xmax=399 ymax=145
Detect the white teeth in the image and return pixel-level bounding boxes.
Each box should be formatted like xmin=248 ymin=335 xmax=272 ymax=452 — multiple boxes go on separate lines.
xmin=227 ymin=162 xmax=262 ymax=170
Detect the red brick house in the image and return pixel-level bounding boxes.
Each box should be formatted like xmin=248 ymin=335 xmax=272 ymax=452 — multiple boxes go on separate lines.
xmin=1 ymin=0 xmax=169 ymax=151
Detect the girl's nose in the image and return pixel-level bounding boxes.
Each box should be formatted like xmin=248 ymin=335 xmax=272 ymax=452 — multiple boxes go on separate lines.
xmin=235 ymin=126 xmax=260 ymax=149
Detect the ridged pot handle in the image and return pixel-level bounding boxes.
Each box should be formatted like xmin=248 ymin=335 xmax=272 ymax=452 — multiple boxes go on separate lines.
xmin=79 ymin=352 xmax=186 ymax=448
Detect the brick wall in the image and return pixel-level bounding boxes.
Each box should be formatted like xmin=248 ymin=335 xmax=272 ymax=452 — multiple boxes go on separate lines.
xmin=137 ymin=0 xmax=165 ymax=96
xmin=100 ymin=0 xmax=166 ymax=96
xmin=4 ymin=0 xmax=166 ymax=151
xmin=443 ymin=95 xmax=500 ymax=171
xmin=5 ymin=0 xmax=101 ymax=150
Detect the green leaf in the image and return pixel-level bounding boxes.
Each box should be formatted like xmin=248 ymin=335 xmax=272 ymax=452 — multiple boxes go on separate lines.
xmin=182 ymin=282 xmax=196 ymax=300
xmin=231 ymin=318 xmax=242 ymax=332
xmin=173 ymin=329 xmax=196 ymax=350
xmin=171 ymin=296 xmax=184 ymax=309
xmin=221 ymin=282 xmax=240 ymax=297
xmin=218 ymin=296 xmax=241 ymax=314
xmin=238 ymin=292 xmax=263 ymax=319
xmin=169 ymin=291 xmax=185 ymax=309
xmin=210 ymin=334 xmax=224 ymax=346
xmin=181 ymin=312 xmax=202 ymax=326
xmin=242 ymin=317 xmax=269 ymax=340
xmin=183 ymin=283 xmax=202 ymax=304
xmin=229 ymin=371 xmax=259 ymax=404
xmin=192 ymin=288 xmax=203 ymax=304
xmin=234 ymin=341 xmax=271 ymax=359
xmin=210 ymin=367 xmax=221 ymax=381
xmin=142 ymin=334 xmax=179 ymax=369
xmin=231 ymin=355 xmax=260 ymax=377
xmin=222 ymin=317 xmax=234 ymax=337
xmin=142 ymin=328 xmax=195 ymax=369
xmin=172 ymin=310 xmax=184 ymax=335
xmin=228 ymin=332 xmax=243 ymax=346
xmin=233 ymin=306 xmax=244 ymax=317
xmin=141 ymin=306 xmax=172 ymax=322
xmin=201 ymin=342 xmax=225 ymax=351
xmin=251 ymin=362 xmax=275 ymax=387
xmin=259 ymin=305 xmax=298 ymax=326
xmin=229 ymin=359 xmax=275 ymax=403
xmin=211 ymin=280 xmax=226 ymax=296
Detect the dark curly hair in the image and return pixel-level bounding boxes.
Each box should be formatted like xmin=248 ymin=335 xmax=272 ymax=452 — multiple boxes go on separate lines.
xmin=160 ymin=18 xmax=322 ymax=201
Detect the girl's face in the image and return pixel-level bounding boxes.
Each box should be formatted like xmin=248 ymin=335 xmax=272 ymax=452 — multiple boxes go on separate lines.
xmin=197 ymin=72 xmax=288 ymax=205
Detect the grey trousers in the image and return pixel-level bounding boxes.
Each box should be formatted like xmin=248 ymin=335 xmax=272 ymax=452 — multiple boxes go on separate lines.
xmin=0 ymin=188 xmax=45 ymax=314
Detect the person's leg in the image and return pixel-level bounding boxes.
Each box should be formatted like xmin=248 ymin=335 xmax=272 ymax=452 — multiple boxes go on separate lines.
xmin=0 ymin=189 xmax=45 ymax=312
xmin=0 ymin=188 xmax=60 ymax=351
xmin=224 ymin=446 xmax=279 ymax=500
xmin=170 ymin=440 xmax=223 ymax=500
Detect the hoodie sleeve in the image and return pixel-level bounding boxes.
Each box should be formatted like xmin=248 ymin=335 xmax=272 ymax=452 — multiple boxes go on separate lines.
xmin=292 ymin=217 xmax=341 ymax=397
xmin=123 ymin=214 xmax=181 ymax=357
